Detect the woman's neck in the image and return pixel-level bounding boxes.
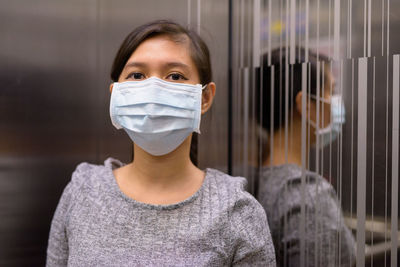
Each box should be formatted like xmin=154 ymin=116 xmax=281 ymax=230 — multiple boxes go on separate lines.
xmin=130 ymin=139 xmax=199 ymax=186
xmin=113 ymin=135 xmax=205 ymax=205
xmin=265 ymin=113 xmax=305 ymax=167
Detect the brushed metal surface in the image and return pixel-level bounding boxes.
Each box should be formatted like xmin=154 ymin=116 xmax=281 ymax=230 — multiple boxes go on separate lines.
xmin=0 ymin=0 xmax=229 ymax=265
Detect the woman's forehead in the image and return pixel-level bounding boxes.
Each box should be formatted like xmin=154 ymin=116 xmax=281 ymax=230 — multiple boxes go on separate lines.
xmin=128 ymin=35 xmax=192 ymax=63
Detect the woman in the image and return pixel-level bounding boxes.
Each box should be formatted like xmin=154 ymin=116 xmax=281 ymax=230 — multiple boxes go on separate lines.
xmin=46 ymin=20 xmax=276 ymax=266
xmin=255 ymin=48 xmax=355 ymax=266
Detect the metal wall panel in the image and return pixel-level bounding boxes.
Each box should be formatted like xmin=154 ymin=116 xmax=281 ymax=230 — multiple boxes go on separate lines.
xmin=0 ymin=0 xmax=229 ymax=265
xmin=0 ymin=1 xmax=100 ymax=265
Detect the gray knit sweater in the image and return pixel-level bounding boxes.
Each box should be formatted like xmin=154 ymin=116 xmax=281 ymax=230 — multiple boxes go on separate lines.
xmin=46 ymin=158 xmax=276 ymax=266
xmin=256 ymin=164 xmax=356 ymax=267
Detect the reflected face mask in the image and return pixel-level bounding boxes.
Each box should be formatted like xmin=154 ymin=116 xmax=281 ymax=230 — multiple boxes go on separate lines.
xmin=110 ymin=77 xmax=206 ymax=156
xmin=316 ymin=94 xmax=346 ymax=147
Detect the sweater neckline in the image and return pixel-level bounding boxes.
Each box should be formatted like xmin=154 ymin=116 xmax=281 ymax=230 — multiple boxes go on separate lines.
xmin=104 ymin=158 xmax=209 ymax=210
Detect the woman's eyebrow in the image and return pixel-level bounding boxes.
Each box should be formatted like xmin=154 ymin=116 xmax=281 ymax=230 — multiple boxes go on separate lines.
xmin=124 ymin=62 xmax=147 ymax=69
xmin=123 ymin=61 xmax=191 ymax=73
xmin=163 ymin=62 xmax=190 ymax=71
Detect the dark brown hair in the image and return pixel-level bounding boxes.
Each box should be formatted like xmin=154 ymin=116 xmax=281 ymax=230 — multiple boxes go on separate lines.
xmin=110 ymin=20 xmax=212 ymax=85
xmin=256 ymin=47 xmax=330 ymax=132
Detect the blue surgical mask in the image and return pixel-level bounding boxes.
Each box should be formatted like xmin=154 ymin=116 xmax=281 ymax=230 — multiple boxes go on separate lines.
xmin=110 ymin=77 xmax=206 ymax=156
xmin=316 ymin=94 xmax=345 ymax=147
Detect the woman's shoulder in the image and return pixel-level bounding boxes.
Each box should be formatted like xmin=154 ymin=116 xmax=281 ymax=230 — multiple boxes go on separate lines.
xmin=259 ymin=164 xmax=335 ymax=195
xmin=68 ymin=157 xmax=122 ymax=192
xmin=205 ymin=168 xmax=255 ymax=200
xmin=204 ymin=168 xmax=265 ymax=215
xmin=205 ymin=169 xmax=276 ymax=265
xmin=205 ymin=168 xmax=247 ymax=188
xmin=258 ymin=164 xmax=337 ymax=216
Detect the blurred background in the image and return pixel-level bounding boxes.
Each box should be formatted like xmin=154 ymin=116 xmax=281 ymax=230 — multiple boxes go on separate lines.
xmin=0 ymin=0 xmax=399 ymax=266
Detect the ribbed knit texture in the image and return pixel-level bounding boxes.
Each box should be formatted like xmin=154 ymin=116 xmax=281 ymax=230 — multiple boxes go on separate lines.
xmin=46 ymin=158 xmax=276 ymax=266
xmin=256 ymin=164 xmax=356 ymax=267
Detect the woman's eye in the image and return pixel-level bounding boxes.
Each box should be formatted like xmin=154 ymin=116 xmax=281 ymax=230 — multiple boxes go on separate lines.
xmin=168 ymin=73 xmax=187 ymax=81
xmin=129 ymin=72 xmax=144 ymax=80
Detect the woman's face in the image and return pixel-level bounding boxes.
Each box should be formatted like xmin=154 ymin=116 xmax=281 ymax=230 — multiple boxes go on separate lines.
xmin=118 ymin=34 xmax=201 ymax=85
xmin=112 ymin=34 xmax=216 ymax=115
xmin=307 ymin=66 xmax=335 ymax=130
xmin=318 ymin=67 xmax=335 ymax=129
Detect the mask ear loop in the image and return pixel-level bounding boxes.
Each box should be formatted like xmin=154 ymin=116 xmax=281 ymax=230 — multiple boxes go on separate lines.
xmin=201 ymin=84 xmax=208 ymax=90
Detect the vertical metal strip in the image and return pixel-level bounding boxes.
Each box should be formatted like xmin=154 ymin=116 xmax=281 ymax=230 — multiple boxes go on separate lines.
xmin=187 ymin=0 xmax=191 ymax=27
xmin=197 ymin=0 xmax=201 ymax=34
xmin=331 ymin=59 xmax=335 ymax=265
xmin=391 ymin=54 xmax=399 ymax=267
xmin=306 ymin=61 xmax=311 ymax=265
xmin=349 ymin=0 xmax=352 ymax=58
xmin=367 ymin=0 xmax=371 ymax=57
xmin=290 ymin=64 xmax=294 ymax=155
xmin=227 ymin=0 xmax=233 ymax=175
xmin=387 ymin=0 xmax=390 ymax=56
xmin=258 ymin=85 xmax=263 ymax=175
xmin=382 ymin=0 xmax=385 ymax=56
xmin=285 ymin=0 xmax=289 ymax=165
xmin=347 ymin=0 xmax=351 ymax=58
xmin=315 ymin=61 xmax=321 ymax=266
xmin=236 ymin=5 xmax=241 ymax=170
xmin=338 ymin=59 xmax=344 ymax=265
xmin=279 ymin=2 xmax=283 ymax=162
xmin=290 ymin=0 xmax=296 ymax=64
xmin=305 ymin=0 xmax=309 ymax=62
xmin=258 ymin=0 xmax=264 ymax=175
xmin=240 ymin=0 xmax=244 ymax=68
xmin=315 ymin=62 xmax=320 ymax=173
xmin=283 ymin=1 xmax=290 ymax=247
xmin=238 ymin=0 xmax=244 ymax=173
xmin=385 ymin=2 xmax=390 ymax=263
xmin=328 ymin=0 xmax=331 ymax=59
xmin=236 ymin=0 xmax=243 ymax=174
xmin=329 ymin=60 xmax=333 ymax=195
xmin=300 ymin=62 xmax=308 ymax=267
xmin=243 ymin=67 xmax=249 ymax=181
xmin=285 ymin=0 xmax=289 ymax=63
xmin=356 ymin=57 xmax=368 ymax=267
xmin=283 ymin=15 xmax=287 ymax=258
xmin=321 ymin=62 xmax=325 ymax=177
xmin=307 ymin=64 xmax=311 ymax=171
xmin=334 ymin=0 xmax=340 ymax=60
xmin=268 ymin=0 xmax=272 ymax=66
xmin=258 ymin=0 xmax=264 ymax=170
xmin=270 ymin=66 xmax=275 ymax=166
xmin=316 ymin=0 xmax=320 ymax=58
xmin=249 ymin=0 xmax=259 ymax=190
xmin=285 ymin=64 xmax=289 ymax=163
xmin=298 ymin=0 xmax=302 ymax=63
xmin=363 ymin=0 xmax=367 ymax=57
xmin=350 ymin=58 xmax=355 ymax=236
xmin=247 ymin=0 xmax=252 ymax=68
xmin=237 ymin=68 xmax=243 ymax=171
xmin=95 ymin=0 xmax=101 ymax=163
xmin=253 ymin=0 xmax=260 ymax=68
xmin=371 ymin=56 xmax=376 ymax=264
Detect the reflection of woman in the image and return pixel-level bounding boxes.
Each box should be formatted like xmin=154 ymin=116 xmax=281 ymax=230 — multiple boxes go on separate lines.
xmin=46 ymin=20 xmax=276 ymax=266
xmin=255 ymin=48 xmax=355 ymax=267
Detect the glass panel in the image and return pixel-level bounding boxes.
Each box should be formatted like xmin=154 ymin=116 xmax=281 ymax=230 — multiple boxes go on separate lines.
xmin=231 ymin=0 xmax=400 ymax=266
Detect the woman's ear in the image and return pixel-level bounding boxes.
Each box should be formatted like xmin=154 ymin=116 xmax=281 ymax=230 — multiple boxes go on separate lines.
xmin=201 ymin=82 xmax=216 ymax=114
xmin=109 ymin=83 xmax=114 ymax=93
xmin=295 ymin=91 xmax=303 ymax=115
xmin=296 ymin=91 xmax=319 ymax=125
